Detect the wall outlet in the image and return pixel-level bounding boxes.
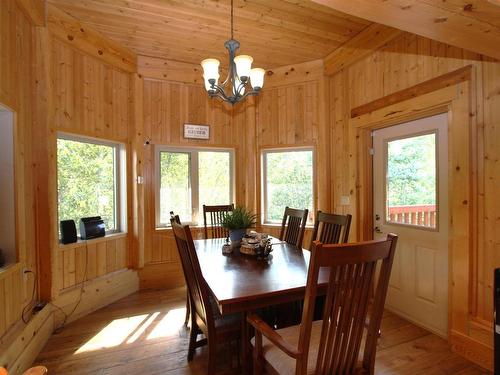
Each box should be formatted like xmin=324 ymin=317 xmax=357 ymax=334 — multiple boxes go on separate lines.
xmin=340 ymin=195 xmax=350 ymax=206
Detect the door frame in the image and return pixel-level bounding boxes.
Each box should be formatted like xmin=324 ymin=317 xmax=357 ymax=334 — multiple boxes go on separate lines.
xmin=348 ymin=66 xmax=481 ymax=354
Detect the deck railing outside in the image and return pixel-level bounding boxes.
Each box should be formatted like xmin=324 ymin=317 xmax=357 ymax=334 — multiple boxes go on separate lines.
xmin=388 ymin=204 xmax=437 ymax=227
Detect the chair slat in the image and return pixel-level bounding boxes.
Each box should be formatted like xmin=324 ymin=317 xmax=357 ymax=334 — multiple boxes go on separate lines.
xmin=311 ymin=211 xmax=352 ymax=249
xmin=203 ymin=204 xmax=234 ymax=239
xmin=279 ymin=206 xmax=308 ymax=248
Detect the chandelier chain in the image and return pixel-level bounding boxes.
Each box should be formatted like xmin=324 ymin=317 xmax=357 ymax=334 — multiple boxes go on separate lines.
xmin=201 ymin=0 xmax=264 ymax=104
xmin=231 ymin=0 xmax=234 ymax=40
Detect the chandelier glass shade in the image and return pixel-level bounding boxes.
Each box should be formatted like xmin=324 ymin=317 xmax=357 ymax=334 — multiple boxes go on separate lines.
xmin=201 ymin=0 xmax=265 ymax=105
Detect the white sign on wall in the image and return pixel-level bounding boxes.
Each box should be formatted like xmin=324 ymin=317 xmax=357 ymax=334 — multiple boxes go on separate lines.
xmin=183 ymin=124 xmax=210 ymax=140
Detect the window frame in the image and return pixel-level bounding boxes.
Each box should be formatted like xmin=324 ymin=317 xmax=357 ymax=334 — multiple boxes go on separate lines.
xmin=260 ymin=146 xmax=315 ymax=226
xmin=155 ymin=146 xmax=235 ymax=228
xmin=56 ymin=132 xmax=127 ymax=237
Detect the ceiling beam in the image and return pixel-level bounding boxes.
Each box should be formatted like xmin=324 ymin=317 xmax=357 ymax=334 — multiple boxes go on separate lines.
xmin=15 ymin=0 xmax=46 ymax=26
xmin=47 ymin=4 xmax=137 ymax=73
xmin=312 ymin=0 xmax=500 ymax=60
xmin=324 ymin=24 xmax=402 ymax=75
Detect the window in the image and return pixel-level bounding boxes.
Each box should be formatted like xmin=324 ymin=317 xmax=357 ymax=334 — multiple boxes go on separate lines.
xmin=156 ymin=147 xmax=234 ymax=226
xmin=57 ymin=134 xmax=126 ymax=236
xmin=261 ymin=148 xmax=314 ymax=224
xmin=385 ymin=132 xmax=437 ymax=228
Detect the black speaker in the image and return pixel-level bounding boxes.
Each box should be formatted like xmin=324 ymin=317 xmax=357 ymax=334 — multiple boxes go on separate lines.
xmin=79 ymin=216 xmax=105 ymax=240
xmin=60 ymin=220 xmax=77 ymax=244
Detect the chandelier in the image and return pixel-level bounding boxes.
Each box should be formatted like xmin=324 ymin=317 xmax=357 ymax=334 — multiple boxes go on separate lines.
xmin=201 ymin=0 xmax=265 ymax=105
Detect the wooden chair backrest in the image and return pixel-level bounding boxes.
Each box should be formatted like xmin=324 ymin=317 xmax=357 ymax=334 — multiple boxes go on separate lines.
xmin=279 ymin=207 xmax=309 ymax=248
xmin=203 ymin=204 xmax=234 ymax=239
xmin=296 ymin=234 xmax=398 ymax=375
xmin=309 ymin=211 xmax=352 ymax=249
xmin=171 ymin=221 xmax=215 ymax=330
xmin=170 ymin=211 xmax=181 ymax=224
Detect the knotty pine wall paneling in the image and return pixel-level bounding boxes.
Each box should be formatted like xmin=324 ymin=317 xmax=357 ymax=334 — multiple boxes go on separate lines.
xmin=328 ymin=32 xmax=500 ymax=369
xmin=140 ymin=78 xmax=245 ymax=288
xmin=138 ymin=59 xmax=333 ymax=290
xmin=48 ymin=37 xmax=136 ymax=303
xmin=254 ymin=67 xmax=331 ymax=247
xmin=0 ymin=0 xmax=37 ymax=339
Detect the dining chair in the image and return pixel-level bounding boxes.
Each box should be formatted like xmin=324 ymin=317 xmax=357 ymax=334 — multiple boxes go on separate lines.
xmin=309 ymin=210 xmax=352 ymax=249
xmin=248 ymin=234 xmax=398 ymax=375
xmin=309 ymin=211 xmax=353 ymax=320
xmin=279 ymin=206 xmax=309 ymax=248
xmin=171 ymin=220 xmax=241 ymax=375
xmin=203 ymin=204 xmax=234 ymax=239
xmin=170 ymin=211 xmax=191 ymax=327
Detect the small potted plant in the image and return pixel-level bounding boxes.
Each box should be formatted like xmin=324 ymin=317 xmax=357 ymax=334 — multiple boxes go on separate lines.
xmin=221 ymin=206 xmax=257 ymax=245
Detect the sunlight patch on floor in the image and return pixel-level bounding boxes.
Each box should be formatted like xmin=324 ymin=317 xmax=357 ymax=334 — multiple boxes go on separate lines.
xmin=147 ymin=307 xmax=186 ymax=340
xmin=75 ymin=314 xmax=149 ymax=354
xmin=126 ymin=311 xmax=161 ymax=344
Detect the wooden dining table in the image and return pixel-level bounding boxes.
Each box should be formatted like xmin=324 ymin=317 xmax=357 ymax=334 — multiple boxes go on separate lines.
xmin=194 ymin=236 xmax=329 ymax=373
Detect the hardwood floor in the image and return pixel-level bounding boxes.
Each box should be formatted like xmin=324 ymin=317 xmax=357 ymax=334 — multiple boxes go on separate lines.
xmin=35 ymin=288 xmax=490 ymax=374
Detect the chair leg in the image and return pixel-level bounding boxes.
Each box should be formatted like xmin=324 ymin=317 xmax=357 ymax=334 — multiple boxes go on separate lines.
xmin=207 ymin=337 xmax=218 ymax=375
xmin=187 ymin=321 xmax=198 ymax=361
xmin=253 ymin=332 xmax=263 ymax=375
xmin=184 ymin=291 xmax=190 ymax=326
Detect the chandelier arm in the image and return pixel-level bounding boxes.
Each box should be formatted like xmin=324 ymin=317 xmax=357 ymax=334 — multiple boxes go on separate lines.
xmin=212 ymin=84 xmax=229 ymax=98
xmin=210 ymin=87 xmax=231 ymax=102
xmin=235 ymin=80 xmax=249 ymax=96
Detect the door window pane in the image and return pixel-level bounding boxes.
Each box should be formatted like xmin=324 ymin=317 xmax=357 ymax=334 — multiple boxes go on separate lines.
xmin=57 ymin=138 xmax=118 ymax=235
xmin=159 ymin=152 xmax=191 ymax=224
xmin=386 ymin=133 xmax=437 ymax=228
xmin=199 ymin=151 xmax=231 ymax=224
xmin=263 ymin=150 xmax=313 ymax=224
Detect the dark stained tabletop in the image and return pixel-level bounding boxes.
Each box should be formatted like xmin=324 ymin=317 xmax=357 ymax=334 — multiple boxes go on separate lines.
xmin=194 ymin=237 xmax=329 ymax=314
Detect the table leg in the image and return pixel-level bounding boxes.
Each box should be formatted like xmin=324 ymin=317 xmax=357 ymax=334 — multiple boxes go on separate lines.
xmin=241 ymin=311 xmax=252 ymax=375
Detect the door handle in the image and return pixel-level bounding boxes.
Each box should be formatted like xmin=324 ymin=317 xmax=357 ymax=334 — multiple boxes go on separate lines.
xmin=374 ymin=226 xmax=383 ymax=234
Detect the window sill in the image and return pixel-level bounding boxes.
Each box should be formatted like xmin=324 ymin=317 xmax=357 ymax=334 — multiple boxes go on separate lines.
xmin=0 ymin=262 xmax=22 ymax=280
xmin=155 ymin=225 xmax=205 ymax=232
xmin=58 ymin=232 xmax=128 ymax=250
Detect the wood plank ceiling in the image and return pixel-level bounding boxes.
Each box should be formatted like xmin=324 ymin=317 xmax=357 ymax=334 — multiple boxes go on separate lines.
xmin=47 ymin=0 xmax=372 ymax=69
xmin=313 ymin=0 xmax=500 ymax=61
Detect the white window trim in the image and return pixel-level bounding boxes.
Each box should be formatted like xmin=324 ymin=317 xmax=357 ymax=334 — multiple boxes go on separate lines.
xmin=261 ymin=146 xmax=315 ymax=226
xmin=57 ymin=132 xmax=127 ymax=236
xmin=155 ymin=145 xmax=235 ymax=228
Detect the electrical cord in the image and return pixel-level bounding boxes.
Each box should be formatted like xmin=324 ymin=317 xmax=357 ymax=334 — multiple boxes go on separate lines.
xmin=52 ymin=240 xmax=89 ymax=334
xmin=21 ymin=270 xmax=37 ymax=324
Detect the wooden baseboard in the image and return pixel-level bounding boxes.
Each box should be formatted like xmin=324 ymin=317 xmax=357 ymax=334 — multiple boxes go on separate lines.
xmin=53 ymin=269 xmax=139 ymax=325
xmin=138 ymin=262 xmax=184 ymax=290
xmin=0 ymin=305 xmax=53 ymax=375
xmin=450 ymin=329 xmax=493 ymax=371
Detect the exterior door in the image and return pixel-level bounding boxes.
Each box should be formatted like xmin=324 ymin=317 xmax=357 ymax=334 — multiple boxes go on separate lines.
xmin=373 ymin=113 xmax=449 ymax=337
